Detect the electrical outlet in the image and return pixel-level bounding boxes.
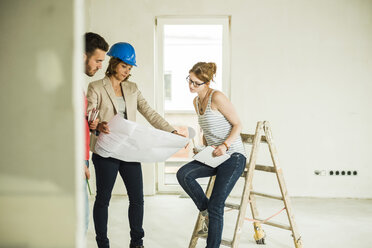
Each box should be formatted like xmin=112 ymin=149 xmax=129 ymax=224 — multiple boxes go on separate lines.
xmin=329 ymin=170 xmax=358 ymax=176
xmin=314 ymin=170 xmax=358 ymax=176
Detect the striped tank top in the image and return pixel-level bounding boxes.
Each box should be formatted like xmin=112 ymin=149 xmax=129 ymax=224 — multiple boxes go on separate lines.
xmin=196 ymin=90 xmax=246 ymax=157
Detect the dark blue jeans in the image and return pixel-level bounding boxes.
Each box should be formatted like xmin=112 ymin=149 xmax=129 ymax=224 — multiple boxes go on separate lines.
xmin=177 ymin=153 xmax=246 ymax=248
xmin=92 ymin=153 xmax=144 ymax=248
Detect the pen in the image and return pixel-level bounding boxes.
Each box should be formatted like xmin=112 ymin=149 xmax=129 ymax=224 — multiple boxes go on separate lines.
xmin=87 ymin=179 xmax=92 ymax=195
xmin=92 ymin=110 xmax=99 ymax=122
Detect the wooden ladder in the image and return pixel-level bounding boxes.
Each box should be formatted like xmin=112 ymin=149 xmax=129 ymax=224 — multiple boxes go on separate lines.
xmin=188 ymin=121 xmax=303 ymax=248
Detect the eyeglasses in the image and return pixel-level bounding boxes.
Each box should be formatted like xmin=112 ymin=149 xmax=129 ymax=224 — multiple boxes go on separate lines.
xmin=186 ymin=76 xmax=206 ymax=87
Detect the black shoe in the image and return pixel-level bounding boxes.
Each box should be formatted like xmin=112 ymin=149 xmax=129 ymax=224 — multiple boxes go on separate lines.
xmin=129 ymin=245 xmax=144 ymax=248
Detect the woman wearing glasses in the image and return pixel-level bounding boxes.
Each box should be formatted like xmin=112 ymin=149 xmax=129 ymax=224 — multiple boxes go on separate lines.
xmin=177 ymin=62 xmax=247 ymax=248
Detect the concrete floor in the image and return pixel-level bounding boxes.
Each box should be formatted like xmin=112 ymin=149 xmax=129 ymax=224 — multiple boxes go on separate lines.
xmin=86 ymin=195 xmax=372 ymax=248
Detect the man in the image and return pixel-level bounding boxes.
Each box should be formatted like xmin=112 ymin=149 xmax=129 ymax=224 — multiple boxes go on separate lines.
xmin=84 ymin=32 xmax=109 ymax=77
xmin=83 ymin=32 xmax=109 ymax=232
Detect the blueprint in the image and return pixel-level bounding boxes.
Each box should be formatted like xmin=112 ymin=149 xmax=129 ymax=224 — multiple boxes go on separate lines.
xmin=95 ymin=114 xmax=190 ymax=163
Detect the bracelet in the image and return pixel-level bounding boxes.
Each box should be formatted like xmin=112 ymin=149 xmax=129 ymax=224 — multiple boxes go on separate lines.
xmin=223 ymin=142 xmax=229 ymax=150
xmin=171 ymin=130 xmax=178 ymax=134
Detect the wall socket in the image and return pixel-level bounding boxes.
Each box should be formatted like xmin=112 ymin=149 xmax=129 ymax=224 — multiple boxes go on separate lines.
xmin=314 ymin=170 xmax=358 ymax=176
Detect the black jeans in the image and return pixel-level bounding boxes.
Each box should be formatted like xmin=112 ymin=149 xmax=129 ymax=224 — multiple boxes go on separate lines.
xmin=92 ymin=153 xmax=144 ymax=248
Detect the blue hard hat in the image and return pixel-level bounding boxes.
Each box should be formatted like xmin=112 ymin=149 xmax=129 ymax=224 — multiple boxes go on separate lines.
xmin=107 ymin=42 xmax=137 ymax=66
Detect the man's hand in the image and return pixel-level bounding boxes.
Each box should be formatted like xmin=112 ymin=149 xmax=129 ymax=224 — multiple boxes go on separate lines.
xmin=84 ymin=164 xmax=90 ymax=179
xmin=89 ymin=118 xmax=100 ymax=130
xmin=97 ymin=121 xmax=110 ymax=134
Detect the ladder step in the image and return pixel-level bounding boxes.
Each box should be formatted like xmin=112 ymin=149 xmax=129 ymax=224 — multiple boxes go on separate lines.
xmin=255 ymin=164 xmax=276 ymax=173
xmin=221 ymin=239 xmax=233 ymax=247
xmin=241 ymin=164 xmax=276 ymax=177
xmin=250 ymin=191 xmax=283 ymax=200
xmin=198 ymin=236 xmax=233 ymax=247
xmin=241 ymin=133 xmax=267 ymax=144
xmin=225 ymin=202 xmax=240 ymax=210
xmin=256 ymin=218 xmax=291 ymax=230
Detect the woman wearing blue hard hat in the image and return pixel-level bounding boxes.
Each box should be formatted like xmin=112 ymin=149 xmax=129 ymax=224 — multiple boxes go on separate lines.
xmin=87 ymin=42 xmax=180 ymax=248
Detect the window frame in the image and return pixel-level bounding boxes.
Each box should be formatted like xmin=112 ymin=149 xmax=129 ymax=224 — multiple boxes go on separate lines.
xmin=155 ymin=16 xmax=231 ymax=193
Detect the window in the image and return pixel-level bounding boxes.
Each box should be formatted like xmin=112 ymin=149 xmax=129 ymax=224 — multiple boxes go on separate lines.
xmin=164 ymin=72 xmax=172 ymax=100
xmin=155 ymin=17 xmax=230 ymax=192
xmin=163 ymin=24 xmax=224 ymax=111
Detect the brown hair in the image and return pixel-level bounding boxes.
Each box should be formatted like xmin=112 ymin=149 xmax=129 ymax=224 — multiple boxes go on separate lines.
xmin=85 ymin=32 xmax=109 ymax=57
xmin=105 ymin=57 xmax=131 ymax=81
xmin=189 ymin=62 xmax=217 ymax=84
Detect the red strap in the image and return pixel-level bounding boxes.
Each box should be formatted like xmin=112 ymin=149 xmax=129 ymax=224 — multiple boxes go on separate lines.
xmin=224 ymin=206 xmax=286 ymax=224
xmin=244 ymin=207 xmax=286 ymax=223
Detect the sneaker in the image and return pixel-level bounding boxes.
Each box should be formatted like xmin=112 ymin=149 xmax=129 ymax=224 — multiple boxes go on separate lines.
xmin=197 ymin=213 xmax=209 ymax=237
xmin=129 ymin=245 xmax=144 ymax=248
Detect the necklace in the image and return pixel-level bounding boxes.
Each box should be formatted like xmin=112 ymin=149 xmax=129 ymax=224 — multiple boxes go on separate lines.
xmin=198 ymin=88 xmax=211 ymax=113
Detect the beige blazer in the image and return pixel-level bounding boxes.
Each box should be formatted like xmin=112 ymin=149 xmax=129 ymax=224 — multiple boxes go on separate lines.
xmin=87 ymin=76 xmax=175 ymax=154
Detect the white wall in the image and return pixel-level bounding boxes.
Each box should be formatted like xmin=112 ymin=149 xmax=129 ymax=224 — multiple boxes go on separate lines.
xmin=86 ymin=0 xmax=372 ymax=198
xmin=0 ymin=1 xmax=83 ymax=247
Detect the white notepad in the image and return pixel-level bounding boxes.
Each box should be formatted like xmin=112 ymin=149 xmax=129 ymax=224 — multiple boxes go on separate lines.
xmin=193 ymin=146 xmax=231 ymax=168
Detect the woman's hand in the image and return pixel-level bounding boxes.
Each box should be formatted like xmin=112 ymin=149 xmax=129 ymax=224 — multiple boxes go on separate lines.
xmin=97 ymin=121 xmax=110 ymax=134
xmin=89 ymin=118 xmax=100 ymax=130
xmin=193 ymin=145 xmax=206 ymax=155
xmin=212 ymin=145 xmax=227 ymax=157
xmin=193 ymin=148 xmax=199 ymax=155
xmin=172 ymin=130 xmax=186 ymax=137
xmin=172 ymin=130 xmax=188 ymax=148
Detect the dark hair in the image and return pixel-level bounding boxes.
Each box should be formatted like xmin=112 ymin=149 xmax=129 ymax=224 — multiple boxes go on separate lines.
xmin=85 ymin=32 xmax=109 ymax=57
xmin=105 ymin=57 xmax=131 ymax=81
xmin=189 ymin=62 xmax=217 ymax=83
